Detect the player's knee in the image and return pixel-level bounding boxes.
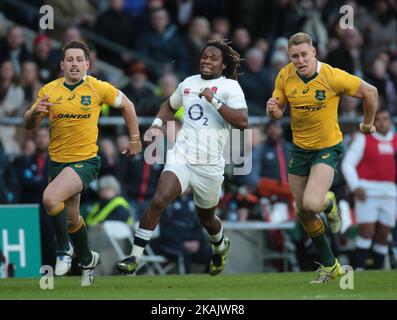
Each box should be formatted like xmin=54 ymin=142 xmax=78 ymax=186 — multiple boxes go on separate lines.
xmin=42 ymin=191 xmax=63 ymax=215
xmin=302 ymin=198 xmax=323 ymax=214
xmin=150 ymin=194 xmax=168 ymax=214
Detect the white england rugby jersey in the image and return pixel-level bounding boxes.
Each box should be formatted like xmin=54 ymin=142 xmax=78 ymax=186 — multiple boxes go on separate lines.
xmin=169 ymin=75 xmax=247 ymax=165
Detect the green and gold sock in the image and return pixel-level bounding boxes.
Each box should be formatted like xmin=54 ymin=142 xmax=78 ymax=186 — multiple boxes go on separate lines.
xmin=68 ymin=217 xmax=92 ymax=266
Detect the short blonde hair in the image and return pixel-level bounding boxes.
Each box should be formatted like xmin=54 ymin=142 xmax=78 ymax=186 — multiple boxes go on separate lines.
xmin=288 ymin=32 xmax=313 ymax=48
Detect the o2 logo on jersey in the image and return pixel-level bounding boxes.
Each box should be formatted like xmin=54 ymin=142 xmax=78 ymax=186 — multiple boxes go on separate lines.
xmin=188 ymin=104 xmax=208 ymax=126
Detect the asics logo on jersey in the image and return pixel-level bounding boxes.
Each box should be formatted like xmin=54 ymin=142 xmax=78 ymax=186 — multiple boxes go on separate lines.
xmin=303 ymin=87 xmax=310 ymax=94
xmin=68 ymin=94 xmax=75 ymax=101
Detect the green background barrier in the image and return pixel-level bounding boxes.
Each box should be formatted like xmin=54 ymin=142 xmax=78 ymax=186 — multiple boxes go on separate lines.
xmin=0 ymin=205 xmax=41 ymax=278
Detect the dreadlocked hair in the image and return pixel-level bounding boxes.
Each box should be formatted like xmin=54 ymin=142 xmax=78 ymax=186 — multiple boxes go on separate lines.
xmin=200 ymin=40 xmax=242 ymax=80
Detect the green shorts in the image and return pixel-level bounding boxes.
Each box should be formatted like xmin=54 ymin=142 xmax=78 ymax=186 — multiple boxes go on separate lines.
xmin=48 ymin=156 xmax=101 ymax=190
xmin=287 ymin=142 xmax=343 ymax=177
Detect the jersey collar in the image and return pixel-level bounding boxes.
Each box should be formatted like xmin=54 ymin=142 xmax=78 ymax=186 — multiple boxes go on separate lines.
xmin=63 ymin=75 xmax=86 ymax=91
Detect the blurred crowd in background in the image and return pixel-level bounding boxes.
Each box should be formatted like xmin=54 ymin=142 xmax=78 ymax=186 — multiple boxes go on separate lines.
xmin=1 ymin=0 xmax=397 ymax=274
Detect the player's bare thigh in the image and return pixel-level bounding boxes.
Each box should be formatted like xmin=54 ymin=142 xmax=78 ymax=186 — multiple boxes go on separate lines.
xmin=42 ymin=167 xmax=83 ymax=212
xmin=302 ymin=163 xmax=335 ymax=214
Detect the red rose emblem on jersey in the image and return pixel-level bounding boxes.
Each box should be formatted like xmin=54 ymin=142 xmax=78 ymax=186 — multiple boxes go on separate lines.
xmin=184 ymin=88 xmax=191 ymax=95
xmin=210 ymin=87 xmax=218 ymax=93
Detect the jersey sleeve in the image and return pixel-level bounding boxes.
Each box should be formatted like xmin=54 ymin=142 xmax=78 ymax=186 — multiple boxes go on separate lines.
xmin=331 ymin=68 xmax=361 ymax=96
xmin=224 ymin=80 xmax=247 ymax=109
xmin=31 ymin=87 xmax=45 ymax=110
xmin=30 ymin=86 xmax=48 ymax=119
xmin=96 ymin=80 xmax=121 ymax=108
xmin=272 ymin=68 xmax=288 ymax=107
xmin=169 ymin=81 xmax=183 ymax=110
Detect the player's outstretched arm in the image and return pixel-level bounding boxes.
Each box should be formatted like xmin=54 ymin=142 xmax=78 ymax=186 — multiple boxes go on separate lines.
xmin=199 ymin=87 xmax=248 ymax=129
xmin=24 ymin=95 xmax=51 ymax=130
xmin=145 ymin=99 xmax=179 ymax=138
xmin=351 ymin=80 xmax=378 ymax=134
xmin=118 ymin=93 xmax=142 ymax=159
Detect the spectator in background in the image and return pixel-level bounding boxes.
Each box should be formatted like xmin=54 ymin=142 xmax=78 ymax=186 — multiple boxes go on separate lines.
xmin=121 ymin=61 xmax=158 ymax=117
xmin=388 ymin=55 xmax=397 ymax=93
xmin=118 ymin=140 xmax=163 ymax=220
xmin=342 ymin=110 xmax=397 ymax=270
xmin=0 ymin=142 xmax=16 ymax=203
xmin=231 ymin=27 xmax=251 ymax=57
xmin=211 ymin=17 xmax=230 ymax=40
xmin=0 ymin=25 xmax=31 ymax=76
xmin=299 ymin=0 xmax=328 ymax=59
xmin=327 ymin=28 xmax=365 ymax=78
xmin=12 ymin=127 xmax=55 ymax=267
xmin=95 ymin=0 xmax=137 ymax=68
xmin=87 ymin=47 xmax=110 ymax=82
xmin=239 ymin=48 xmax=273 ymax=116
xmin=20 ymin=61 xmax=42 ymax=112
xmin=364 ymin=0 xmax=397 ymax=67
xmin=98 ymin=137 xmax=120 ymax=177
xmin=32 ymin=34 xmax=58 ymax=83
xmin=45 ymin=0 xmax=97 ymax=41
xmin=185 ymin=17 xmax=211 ymax=74
xmin=155 ymin=72 xmax=180 ymax=106
xmin=339 ymin=95 xmax=361 ymax=119
xmin=365 ymin=59 xmax=397 ymax=115
xmin=0 ymin=60 xmax=24 ymax=155
xmin=153 ymin=188 xmax=212 ymax=274
xmin=136 ymin=8 xmax=189 ymax=79
xmin=268 ymin=50 xmax=288 ymax=84
xmin=247 ymin=121 xmax=293 ymax=215
xmin=254 ymin=38 xmax=270 ymax=64
xmin=86 ymin=175 xmax=133 ymax=226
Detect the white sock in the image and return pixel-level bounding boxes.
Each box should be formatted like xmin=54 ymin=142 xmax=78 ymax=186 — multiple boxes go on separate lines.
xmin=356 ymin=236 xmax=372 ymax=249
xmin=373 ymin=243 xmax=388 ymax=255
xmin=208 ymin=226 xmax=225 ymax=253
xmin=130 ymin=227 xmax=154 ymax=258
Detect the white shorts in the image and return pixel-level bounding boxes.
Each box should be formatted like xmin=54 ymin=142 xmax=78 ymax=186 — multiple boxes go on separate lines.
xmin=163 ymin=159 xmax=224 ymax=209
xmin=355 ymin=197 xmax=397 ymax=227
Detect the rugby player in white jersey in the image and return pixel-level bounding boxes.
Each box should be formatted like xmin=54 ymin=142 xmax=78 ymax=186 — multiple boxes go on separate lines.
xmin=117 ymin=40 xmax=248 ymax=276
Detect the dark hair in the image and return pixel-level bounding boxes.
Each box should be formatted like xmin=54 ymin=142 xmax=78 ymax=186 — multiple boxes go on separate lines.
xmin=200 ymin=40 xmax=242 ymax=80
xmin=61 ymin=41 xmax=90 ymax=61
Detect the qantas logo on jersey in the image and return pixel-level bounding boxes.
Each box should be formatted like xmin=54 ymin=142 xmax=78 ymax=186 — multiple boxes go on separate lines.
xmin=51 ymin=113 xmax=91 ymax=120
xmin=294 ymin=105 xmax=324 ymax=112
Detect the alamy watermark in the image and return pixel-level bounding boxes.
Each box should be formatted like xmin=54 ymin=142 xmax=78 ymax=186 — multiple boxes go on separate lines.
xmin=339 ymin=5 xmax=354 ymax=30
xmin=143 ymin=121 xmax=252 ymax=176
xmin=39 ymin=5 xmax=54 ymax=30
xmin=339 ymin=265 xmax=354 ymax=289
xmin=39 ymin=265 xmax=54 ymax=289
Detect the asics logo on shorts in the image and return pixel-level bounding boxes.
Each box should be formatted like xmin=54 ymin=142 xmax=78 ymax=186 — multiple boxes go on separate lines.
xmin=321 ymin=153 xmax=330 ymax=159
xmin=74 ymin=164 xmax=84 ymax=168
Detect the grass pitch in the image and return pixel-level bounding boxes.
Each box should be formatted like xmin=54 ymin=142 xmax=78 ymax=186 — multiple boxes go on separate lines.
xmin=1 ymin=270 xmax=396 ymax=300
